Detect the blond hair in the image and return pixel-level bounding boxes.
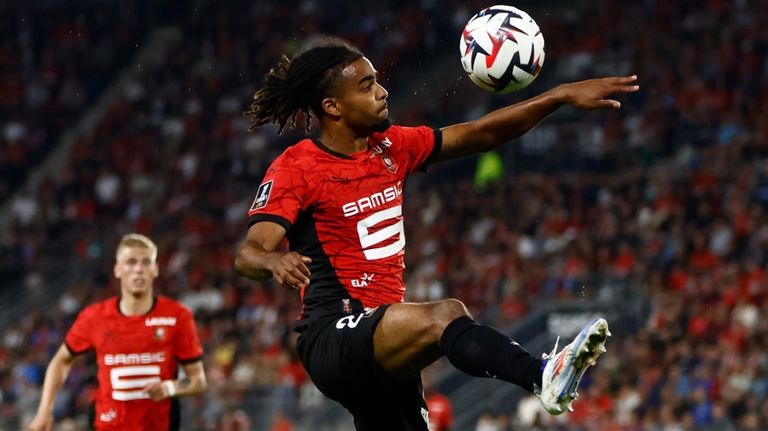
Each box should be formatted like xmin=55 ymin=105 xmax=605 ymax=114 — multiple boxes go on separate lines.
xmin=116 ymin=233 xmax=158 ymax=262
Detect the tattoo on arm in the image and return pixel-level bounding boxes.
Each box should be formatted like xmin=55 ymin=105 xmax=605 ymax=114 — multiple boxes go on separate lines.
xmin=176 ymin=378 xmax=198 ymax=393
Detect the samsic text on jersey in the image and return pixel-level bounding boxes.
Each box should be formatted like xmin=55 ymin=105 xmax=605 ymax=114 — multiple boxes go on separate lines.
xmin=248 ymin=125 xmax=441 ymax=326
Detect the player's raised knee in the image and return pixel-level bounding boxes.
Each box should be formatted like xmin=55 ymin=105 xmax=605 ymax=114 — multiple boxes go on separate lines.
xmin=432 ymin=298 xmax=471 ymax=327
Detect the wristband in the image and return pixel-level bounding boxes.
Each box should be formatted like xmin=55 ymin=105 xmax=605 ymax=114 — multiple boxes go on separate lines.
xmin=162 ymin=380 xmax=177 ymax=397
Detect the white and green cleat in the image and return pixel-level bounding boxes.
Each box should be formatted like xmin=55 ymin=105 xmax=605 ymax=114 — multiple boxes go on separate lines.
xmin=534 ymin=317 xmax=611 ymax=415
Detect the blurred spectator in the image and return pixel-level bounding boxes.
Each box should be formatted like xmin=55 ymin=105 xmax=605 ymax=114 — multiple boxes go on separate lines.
xmin=424 ymin=370 xmax=453 ymax=431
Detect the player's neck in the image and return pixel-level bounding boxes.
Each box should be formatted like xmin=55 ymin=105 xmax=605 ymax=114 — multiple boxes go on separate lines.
xmin=119 ymin=291 xmax=154 ymax=316
xmin=319 ymin=127 xmax=368 ymax=155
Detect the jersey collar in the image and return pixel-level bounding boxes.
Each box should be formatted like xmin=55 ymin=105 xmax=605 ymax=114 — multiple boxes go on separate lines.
xmin=116 ymin=295 xmax=157 ymax=317
xmin=311 ymin=138 xmax=369 ymax=160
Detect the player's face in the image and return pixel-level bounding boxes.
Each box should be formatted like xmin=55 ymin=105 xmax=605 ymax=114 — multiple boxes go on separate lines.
xmin=333 ymin=57 xmax=391 ymax=133
xmin=114 ymin=246 xmax=158 ymax=297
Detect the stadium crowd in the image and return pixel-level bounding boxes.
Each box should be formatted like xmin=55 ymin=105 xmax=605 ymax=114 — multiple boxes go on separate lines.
xmin=0 ymin=0 xmax=160 ymax=206
xmin=2 ymin=0 xmax=768 ymax=430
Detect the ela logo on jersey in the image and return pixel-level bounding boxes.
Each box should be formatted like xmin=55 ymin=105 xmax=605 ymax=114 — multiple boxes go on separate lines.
xmin=351 ymin=273 xmax=374 ymax=288
xmin=99 ymin=408 xmax=118 ymax=423
xmin=250 ymin=180 xmax=273 ymax=211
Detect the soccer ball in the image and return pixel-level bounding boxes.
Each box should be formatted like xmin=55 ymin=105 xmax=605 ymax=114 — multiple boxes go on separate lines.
xmin=459 ymin=5 xmax=545 ymax=93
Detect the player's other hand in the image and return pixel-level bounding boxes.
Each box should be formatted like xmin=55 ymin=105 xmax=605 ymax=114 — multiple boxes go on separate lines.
xmin=557 ymin=75 xmax=639 ymax=109
xmin=27 ymin=413 xmax=54 ymax=431
xmin=143 ymin=381 xmax=171 ymax=401
xmin=268 ymin=252 xmax=312 ymax=290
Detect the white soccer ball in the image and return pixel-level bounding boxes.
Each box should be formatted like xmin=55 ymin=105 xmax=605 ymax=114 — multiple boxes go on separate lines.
xmin=459 ymin=5 xmax=545 ymax=93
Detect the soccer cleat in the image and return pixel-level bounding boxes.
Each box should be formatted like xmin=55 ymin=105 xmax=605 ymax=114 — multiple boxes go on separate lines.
xmin=534 ymin=317 xmax=611 ymax=415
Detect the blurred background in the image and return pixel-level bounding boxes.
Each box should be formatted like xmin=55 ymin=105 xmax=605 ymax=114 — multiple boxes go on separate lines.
xmin=2 ymin=0 xmax=767 ymax=430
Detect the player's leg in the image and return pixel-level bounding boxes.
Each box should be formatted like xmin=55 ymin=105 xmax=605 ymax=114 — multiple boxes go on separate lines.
xmin=372 ymin=299 xmax=611 ymax=415
xmin=373 ymin=298 xmax=543 ymax=390
xmin=371 ymin=299 xmax=467 ymax=378
xmin=351 ymin=374 xmax=428 ymax=431
xmin=296 ymin=307 xmax=430 ymax=431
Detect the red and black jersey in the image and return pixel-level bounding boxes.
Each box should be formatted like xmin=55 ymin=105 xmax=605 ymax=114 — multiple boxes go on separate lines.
xmin=65 ymin=296 xmax=203 ymax=431
xmin=248 ymin=125 xmax=441 ymax=326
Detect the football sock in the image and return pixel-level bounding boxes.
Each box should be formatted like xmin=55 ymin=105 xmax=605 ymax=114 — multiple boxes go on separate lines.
xmin=440 ymin=316 xmax=543 ymax=393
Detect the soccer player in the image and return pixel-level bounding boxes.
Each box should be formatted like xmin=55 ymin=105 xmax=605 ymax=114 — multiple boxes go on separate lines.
xmin=28 ymin=234 xmax=207 ymax=431
xmin=235 ymin=39 xmax=633 ymax=430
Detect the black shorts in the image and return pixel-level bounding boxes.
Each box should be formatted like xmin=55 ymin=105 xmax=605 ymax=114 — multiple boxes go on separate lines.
xmin=296 ymin=305 xmax=429 ymax=431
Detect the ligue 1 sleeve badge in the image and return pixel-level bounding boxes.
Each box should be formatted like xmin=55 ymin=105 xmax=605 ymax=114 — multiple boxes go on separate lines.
xmin=250 ymin=180 xmax=274 ymax=210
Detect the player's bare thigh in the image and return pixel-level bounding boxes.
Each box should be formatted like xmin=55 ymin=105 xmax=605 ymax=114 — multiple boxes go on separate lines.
xmin=372 ymin=299 xmax=471 ymax=378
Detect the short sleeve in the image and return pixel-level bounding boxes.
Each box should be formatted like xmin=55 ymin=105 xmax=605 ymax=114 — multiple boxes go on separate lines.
xmin=174 ymin=307 xmax=203 ymax=364
xmin=64 ymin=308 xmax=94 ymax=355
xmin=247 ymin=156 xmax=308 ymax=231
xmin=388 ymin=126 xmax=443 ymax=175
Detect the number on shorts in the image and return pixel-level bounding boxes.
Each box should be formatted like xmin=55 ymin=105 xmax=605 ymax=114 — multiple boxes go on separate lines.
xmin=336 ymin=314 xmax=364 ymax=329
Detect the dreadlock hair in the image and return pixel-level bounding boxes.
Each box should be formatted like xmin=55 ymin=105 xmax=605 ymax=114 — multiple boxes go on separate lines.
xmin=244 ymin=38 xmax=364 ymax=135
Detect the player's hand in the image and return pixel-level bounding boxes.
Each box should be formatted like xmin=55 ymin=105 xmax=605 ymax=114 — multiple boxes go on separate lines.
xmin=27 ymin=413 xmax=54 ymax=431
xmin=143 ymin=381 xmax=172 ymax=401
xmin=268 ymin=252 xmax=312 ymax=290
xmin=557 ymin=75 xmax=639 ymax=109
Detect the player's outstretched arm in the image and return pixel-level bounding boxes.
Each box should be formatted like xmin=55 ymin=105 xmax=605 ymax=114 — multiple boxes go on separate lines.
xmin=434 ymin=75 xmax=639 ymax=164
xmin=27 ymin=345 xmax=76 ymax=431
xmin=143 ymin=360 xmax=207 ymax=401
xmin=234 ymin=221 xmax=312 ymax=290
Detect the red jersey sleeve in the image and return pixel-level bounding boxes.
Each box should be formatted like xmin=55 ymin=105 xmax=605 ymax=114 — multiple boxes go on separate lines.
xmin=387 ymin=125 xmax=442 ymax=175
xmin=247 ymin=155 xmax=308 ymax=231
xmin=174 ymin=307 xmax=203 ymax=363
xmin=64 ymin=307 xmax=94 ymax=355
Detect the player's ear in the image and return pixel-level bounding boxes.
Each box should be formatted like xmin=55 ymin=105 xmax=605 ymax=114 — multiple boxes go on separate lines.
xmin=321 ymin=97 xmax=341 ymax=117
xmin=113 ymin=262 xmax=121 ymax=279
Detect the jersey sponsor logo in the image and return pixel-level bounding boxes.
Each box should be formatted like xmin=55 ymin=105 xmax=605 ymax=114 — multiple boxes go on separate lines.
xmin=342 ymin=182 xmax=402 ymax=217
xmin=371 ymin=136 xmax=393 ymax=155
xmin=357 ymin=205 xmax=405 ymax=260
xmin=110 ymin=365 xmax=161 ymax=401
xmin=145 ymin=317 xmax=177 ymax=326
xmin=99 ymin=408 xmax=118 ymax=422
xmin=250 ymin=180 xmax=273 ymax=211
xmin=351 ymin=273 xmax=374 ymax=288
xmin=104 ymin=351 xmax=166 ymax=366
